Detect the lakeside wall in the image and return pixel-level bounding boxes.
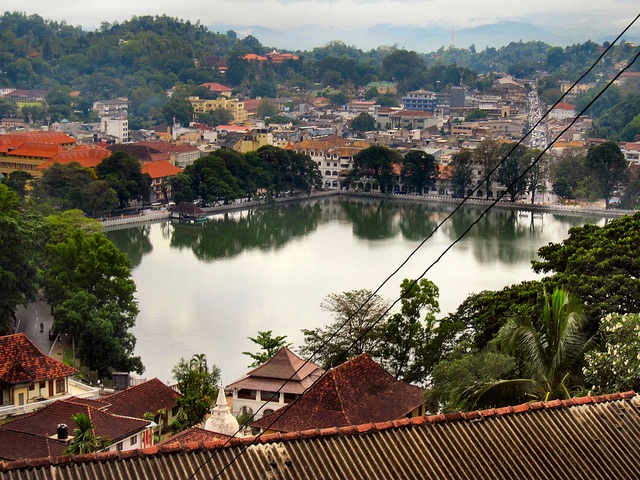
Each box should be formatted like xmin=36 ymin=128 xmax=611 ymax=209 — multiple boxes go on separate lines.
xmin=102 ymin=190 xmax=636 ymax=229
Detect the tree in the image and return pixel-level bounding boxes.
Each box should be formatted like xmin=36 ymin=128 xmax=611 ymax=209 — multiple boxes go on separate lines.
xmin=449 ymin=149 xmax=473 ymax=197
xmin=464 ymin=109 xmax=488 ymax=122
xmin=0 ymin=184 xmax=44 ymax=334
xmin=36 ymin=162 xmax=97 ymax=210
xmin=382 ymin=49 xmax=425 ymax=82
xmin=401 ymin=150 xmax=438 ymax=195
xmin=473 ymin=139 xmax=501 ymax=199
xmin=243 ymin=330 xmax=291 ymax=368
xmin=0 ymin=98 xmax=18 ymax=118
xmin=161 ymin=97 xmax=194 ymax=127
xmin=526 ymin=149 xmax=549 ymax=204
xmin=299 ymin=289 xmax=391 ymax=369
xmin=172 ymin=354 xmax=221 ymax=427
xmin=352 ymin=145 xmax=402 ymax=194
xmin=496 ymin=142 xmax=529 ymax=202
xmin=64 ymin=412 xmax=111 ymax=455
xmin=43 ymin=229 xmax=143 ymax=376
xmin=585 ymin=141 xmax=629 ymax=209
xmin=532 ymin=212 xmax=640 ymax=327
xmin=549 ymin=147 xmax=592 ymax=201
xmin=351 ymin=112 xmax=376 ymax=133
xmin=96 ymin=151 xmax=151 ymax=208
xmin=3 ymin=170 xmax=33 ymax=199
xmin=583 ymin=313 xmax=640 ymax=394
xmin=198 ymin=107 xmax=233 ymax=127
xmin=256 ymin=99 xmax=277 ymax=119
xmin=182 ymin=155 xmax=243 ymax=205
xmin=459 ymin=289 xmax=593 ymax=409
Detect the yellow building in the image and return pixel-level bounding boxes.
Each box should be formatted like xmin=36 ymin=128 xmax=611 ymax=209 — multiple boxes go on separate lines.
xmin=188 ymin=96 xmax=247 ymax=124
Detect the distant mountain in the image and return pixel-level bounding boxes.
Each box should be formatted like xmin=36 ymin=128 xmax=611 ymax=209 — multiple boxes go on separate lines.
xmin=211 ymin=21 xmax=640 ymax=53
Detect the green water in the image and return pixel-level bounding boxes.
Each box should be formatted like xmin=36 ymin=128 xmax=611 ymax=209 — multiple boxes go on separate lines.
xmin=107 ymin=197 xmax=606 ymax=385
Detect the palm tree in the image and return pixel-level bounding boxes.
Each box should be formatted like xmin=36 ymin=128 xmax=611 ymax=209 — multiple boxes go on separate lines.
xmin=64 ymin=412 xmax=111 ymax=455
xmin=458 ymin=288 xmax=594 ymax=409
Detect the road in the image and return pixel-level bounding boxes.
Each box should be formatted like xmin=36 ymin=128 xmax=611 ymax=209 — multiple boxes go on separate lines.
xmin=15 ymin=299 xmax=56 ymax=356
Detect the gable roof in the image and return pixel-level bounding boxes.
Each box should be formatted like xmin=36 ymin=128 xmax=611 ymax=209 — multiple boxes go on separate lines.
xmin=6 ymin=142 xmax=65 ymax=159
xmin=252 ymin=353 xmax=424 ymax=432
xmin=200 ymin=83 xmax=232 ymax=93
xmin=105 ymin=144 xmax=170 ymax=163
xmin=227 ymin=347 xmax=323 ymax=396
xmin=2 ymin=392 xmax=639 ymax=479
xmin=0 ymin=334 xmax=77 ymax=386
xmin=140 ymin=160 xmax=182 ymax=179
xmin=157 ymin=427 xmax=229 ymax=448
xmin=0 ymin=399 xmax=149 ymax=461
xmin=36 ymin=146 xmax=111 ymax=170
xmin=101 ymin=378 xmax=180 ymax=420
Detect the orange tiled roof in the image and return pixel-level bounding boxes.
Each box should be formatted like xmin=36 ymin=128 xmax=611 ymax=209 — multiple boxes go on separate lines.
xmin=3 ymin=391 xmax=638 ymax=478
xmin=252 ymin=353 xmax=424 ymax=432
xmin=200 ymin=82 xmax=232 ymax=93
xmin=140 ymin=160 xmax=182 ymax=179
xmin=555 ymin=101 xmax=576 ymax=110
xmin=102 ymin=378 xmax=180 ymax=420
xmin=6 ymin=142 xmax=64 ymax=159
xmin=36 ymin=146 xmax=111 ymax=170
xmin=0 ymin=334 xmax=77 ymax=386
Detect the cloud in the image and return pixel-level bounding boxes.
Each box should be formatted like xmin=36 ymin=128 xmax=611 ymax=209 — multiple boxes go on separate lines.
xmin=15 ymin=0 xmax=640 ymax=32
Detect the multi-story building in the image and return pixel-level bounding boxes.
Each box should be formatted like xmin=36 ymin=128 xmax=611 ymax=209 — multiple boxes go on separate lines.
xmin=101 ymin=115 xmax=129 ymax=143
xmin=189 ymin=96 xmax=247 ymax=124
xmin=401 ymin=89 xmax=437 ymax=112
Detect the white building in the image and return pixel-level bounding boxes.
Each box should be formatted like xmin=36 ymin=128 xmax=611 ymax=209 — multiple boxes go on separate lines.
xmin=101 ymin=115 xmax=129 ymax=143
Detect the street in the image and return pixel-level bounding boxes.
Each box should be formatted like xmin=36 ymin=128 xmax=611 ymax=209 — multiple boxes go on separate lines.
xmin=15 ymin=299 xmax=56 ymax=356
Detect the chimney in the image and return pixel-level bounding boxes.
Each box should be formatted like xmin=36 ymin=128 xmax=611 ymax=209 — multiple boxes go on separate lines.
xmin=57 ymin=423 xmax=68 ymax=440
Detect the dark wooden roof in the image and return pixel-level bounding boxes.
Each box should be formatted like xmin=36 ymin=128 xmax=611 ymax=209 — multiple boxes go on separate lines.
xmin=102 ymin=378 xmax=180 ymax=420
xmin=252 ymin=353 xmax=424 ymax=432
xmin=2 ymin=392 xmax=640 ymax=479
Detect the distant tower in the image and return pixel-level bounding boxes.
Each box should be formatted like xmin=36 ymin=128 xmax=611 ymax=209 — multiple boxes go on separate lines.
xmin=450 ymin=28 xmax=455 ymax=49
xmin=204 ymin=387 xmax=239 ymax=437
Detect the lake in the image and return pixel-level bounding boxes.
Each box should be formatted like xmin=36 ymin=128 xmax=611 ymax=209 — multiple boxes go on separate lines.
xmin=106 ymin=196 xmax=606 ymax=386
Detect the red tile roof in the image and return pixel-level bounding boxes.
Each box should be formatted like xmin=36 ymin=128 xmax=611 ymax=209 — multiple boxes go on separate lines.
xmin=200 ymin=83 xmax=232 ymax=93
xmin=102 ymin=378 xmax=180 ymax=420
xmin=140 ymin=160 xmax=182 ymax=179
xmin=252 ymin=353 xmax=424 ymax=432
xmin=227 ymin=347 xmax=323 ymax=396
xmin=6 ymin=142 xmax=64 ymax=159
xmin=136 ymin=141 xmax=199 ymax=154
xmin=0 ymin=334 xmax=77 ymax=386
xmin=0 ymin=399 xmax=149 ymax=461
xmin=2 ymin=392 xmax=638 ymax=479
xmin=36 ymin=146 xmax=111 ymax=170
xmin=157 ymin=427 xmax=229 ymax=448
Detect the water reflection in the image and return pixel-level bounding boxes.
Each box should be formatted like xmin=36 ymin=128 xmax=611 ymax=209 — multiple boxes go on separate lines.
xmin=107 ymin=224 xmax=153 ymax=268
xmin=169 ymin=202 xmax=323 ymax=262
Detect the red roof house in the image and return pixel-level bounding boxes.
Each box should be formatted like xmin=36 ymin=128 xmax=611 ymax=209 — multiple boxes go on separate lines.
xmin=252 ymin=353 xmax=424 ymax=433
xmin=0 ymin=334 xmax=77 ymax=412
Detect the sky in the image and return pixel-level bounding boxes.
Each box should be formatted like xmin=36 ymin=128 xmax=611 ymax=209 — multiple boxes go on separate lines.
xmin=14 ymin=0 xmax=640 ymax=33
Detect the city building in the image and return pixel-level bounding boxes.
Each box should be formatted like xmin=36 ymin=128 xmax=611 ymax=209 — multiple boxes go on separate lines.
xmin=401 ymin=89 xmax=437 ymax=112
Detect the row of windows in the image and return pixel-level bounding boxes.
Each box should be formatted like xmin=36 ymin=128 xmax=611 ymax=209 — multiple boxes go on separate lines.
xmin=325 ymin=171 xmax=339 ymax=176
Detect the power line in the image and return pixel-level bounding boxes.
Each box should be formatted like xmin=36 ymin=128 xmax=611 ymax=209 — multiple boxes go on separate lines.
xmin=187 ymin=16 xmax=640 ymax=479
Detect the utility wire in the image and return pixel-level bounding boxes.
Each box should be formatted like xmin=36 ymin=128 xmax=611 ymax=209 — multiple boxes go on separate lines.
xmin=187 ymin=17 xmax=640 ymax=479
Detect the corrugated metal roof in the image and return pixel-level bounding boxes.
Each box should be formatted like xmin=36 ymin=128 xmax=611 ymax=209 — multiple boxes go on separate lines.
xmin=2 ymin=392 xmax=639 ymax=479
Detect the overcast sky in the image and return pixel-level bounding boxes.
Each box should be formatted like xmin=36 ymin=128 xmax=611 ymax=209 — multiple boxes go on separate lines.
xmin=14 ymin=1 xmax=640 ymax=32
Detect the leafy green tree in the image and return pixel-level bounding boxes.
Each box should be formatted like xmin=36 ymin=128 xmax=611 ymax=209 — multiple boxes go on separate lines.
xmin=3 ymin=170 xmax=33 ymax=199
xmin=96 ymin=151 xmax=151 ymax=208
xmin=449 ymin=149 xmax=474 ymax=197
xmin=36 ymin=162 xmax=97 ymax=209
xmin=473 ymin=139 xmax=501 ymax=199
xmin=299 ymin=289 xmax=391 ymax=369
xmin=382 ymin=49 xmax=425 ymax=82
xmin=549 ymin=147 xmax=592 ymax=200
xmin=161 ymin=97 xmax=194 ymax=126
xmin=583 ymin=313 xmax=640 ymax=394
xmin=0 ymin=97 xmax=18 ymax=118
xmin=526 ymin=149 xmax=549 ymax=204
xmin=64 ymin=412 xmax=111 ymax=455
xmin=351 ymin=112 xmax=376 ymax=133
xmin=426 ymin=343 xmax=516 ymax=413
xmin=0 ymin=185 xmax=44 ymax=334
xmin=464 ymin=109 xmax=488 ymax=122
xmin=401 ymin=150 xmax=438 ymax=195
xmin=243 ymin=330 xmax=291 ymax=368
xmin=459 ymin=289 xmax=592 ymax=409
xmin=352 ymin=145 xmax=402 ymax=194
xmin=256 ymin=99 xmax=277 ymax=119
xmin=198 ymin=107 xmax=233 ymax=127
xmin=585 ymin=141 xmax=629 ymax=209
xmin=497 ymin=142 xmax=530 ymax=202
xmin=532 ymin=212 xmax=640 ymax=327
xmin=377 ymin=278 xmax=440 ymax=382
xmin=620 ymin=114 xmax=640 ymax=142
xmin=172 ymin=354 xmax=221 ymax=427
xmin=182 ymin=155 xmax=243 ymax=204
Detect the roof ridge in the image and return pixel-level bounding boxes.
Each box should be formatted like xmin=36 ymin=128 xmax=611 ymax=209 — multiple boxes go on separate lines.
xmin=2 ymin=391 xmax=635 ymax=471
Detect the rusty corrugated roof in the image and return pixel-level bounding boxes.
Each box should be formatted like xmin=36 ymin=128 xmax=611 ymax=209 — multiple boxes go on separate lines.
xmin=1 ymin=392 xmax=640 ymax=479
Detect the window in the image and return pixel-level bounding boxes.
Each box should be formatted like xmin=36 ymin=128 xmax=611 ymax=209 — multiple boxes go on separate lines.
xmin=116 ymin=442 xmax=123 ymax=452
xmin=39 ymin=382 xmax=45 ymax=389
xmin=130 ymin=435 xmax=137 ymax=446
xmin=29 ymin=384 xmax=35 ymax=391
xmin=172 ymin=406 xmax=179 ymax=417
xmin=55 ymin=378 xmax=65 ymax=394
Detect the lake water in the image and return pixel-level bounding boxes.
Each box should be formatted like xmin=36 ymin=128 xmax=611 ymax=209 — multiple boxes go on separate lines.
xmin=106 ymin=197 xmax=606 ymax=386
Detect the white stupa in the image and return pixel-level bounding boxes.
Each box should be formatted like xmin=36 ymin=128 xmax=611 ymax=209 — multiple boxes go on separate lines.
xmin=204 ymin=387 xmax=239 ymax=437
